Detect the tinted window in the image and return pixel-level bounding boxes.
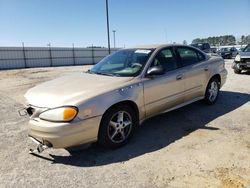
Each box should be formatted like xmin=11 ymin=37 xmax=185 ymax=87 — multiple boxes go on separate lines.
xmin=177 ymin=47 xmax=200 ymax=66
xmin=243 ymin=45 xmax=250 ymax=52
xmin=230 ymin=47 xmax=236 ymax=52
xmin=204 ymin=43 xmax=210 ymax=49
xmin=197 ymin=51 xmax=206 ymax=61
xmin=191 ymin=43 xmax=210 ymax=50
xmin=152 ymin=48 xmax=178 ymax=72
xmin=220 ymin=48 xmax=230 ymax=52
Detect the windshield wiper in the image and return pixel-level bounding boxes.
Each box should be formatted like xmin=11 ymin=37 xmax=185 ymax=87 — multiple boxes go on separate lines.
xmin=86 ymin=69 xmax=119 ymax=77
xmin=86 ymin=69 xmax=94 ymax=74
xmin=95 ymin=72 xmax=118 ymax=76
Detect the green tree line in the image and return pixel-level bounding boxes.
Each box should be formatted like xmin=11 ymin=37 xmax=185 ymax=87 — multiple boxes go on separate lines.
xmin=240 ymin=35 xmax=250 ymax=45
xmin=192 ymin=35 xmax=250 ymax=46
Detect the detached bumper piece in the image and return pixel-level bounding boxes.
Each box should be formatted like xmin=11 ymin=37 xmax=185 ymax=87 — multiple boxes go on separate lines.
xmin=29 ymin=136 xmax=52 ymax=154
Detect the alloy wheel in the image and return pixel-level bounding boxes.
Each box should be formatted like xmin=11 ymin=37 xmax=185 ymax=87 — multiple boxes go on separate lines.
xmin=108 ymin=111 xmax=132 ymax=144
xmin=208 ymin=81 xmax=218 ymax=102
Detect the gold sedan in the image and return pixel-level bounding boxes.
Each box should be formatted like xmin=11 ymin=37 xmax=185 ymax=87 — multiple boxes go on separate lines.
xmin=24 ymin=44 xmax=227 ymax=153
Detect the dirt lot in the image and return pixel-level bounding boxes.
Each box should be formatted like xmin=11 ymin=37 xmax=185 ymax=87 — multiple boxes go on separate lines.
xmin=0 ymin=60 xmax=249 ymax=188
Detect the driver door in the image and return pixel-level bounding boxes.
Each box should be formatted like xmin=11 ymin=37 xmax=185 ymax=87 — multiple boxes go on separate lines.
xmin=143 ymin=48 xmax=185 ymax=117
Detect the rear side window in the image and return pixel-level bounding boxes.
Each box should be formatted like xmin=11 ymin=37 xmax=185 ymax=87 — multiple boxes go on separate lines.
xmin=177 ymin=47 xmax=205 ymax=66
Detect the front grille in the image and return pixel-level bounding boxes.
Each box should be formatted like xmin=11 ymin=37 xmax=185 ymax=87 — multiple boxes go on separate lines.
xmin=241 ymin=58 xmax=250 ymax=64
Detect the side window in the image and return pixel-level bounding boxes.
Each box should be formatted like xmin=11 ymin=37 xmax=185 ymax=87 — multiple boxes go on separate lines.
xmin=197 ymin=51 xmax=206 ymax=61
xmin=177 ymin=47 xmax=200 ymax=66
xmin=152 ymin=48 xmax=178 ymax=72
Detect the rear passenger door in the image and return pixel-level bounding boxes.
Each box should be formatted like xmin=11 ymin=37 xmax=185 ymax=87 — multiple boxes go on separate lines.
xmin=175 ymin=46 xmax=209 ymax=102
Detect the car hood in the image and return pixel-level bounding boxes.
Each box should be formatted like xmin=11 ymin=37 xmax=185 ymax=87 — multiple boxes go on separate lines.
xmin=240 ymin=51 xmax=250 ymax=58
xmin=25 ymin=72 xmax=134 ymax=108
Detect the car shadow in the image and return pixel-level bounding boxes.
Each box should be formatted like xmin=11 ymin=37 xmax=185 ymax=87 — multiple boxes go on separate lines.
xmin=48 ymin=90 xmax=249 ymax=167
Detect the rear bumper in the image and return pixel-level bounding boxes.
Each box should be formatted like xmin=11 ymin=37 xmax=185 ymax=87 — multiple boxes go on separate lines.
xmin=28 ymin=116 xmax=102 ymax=148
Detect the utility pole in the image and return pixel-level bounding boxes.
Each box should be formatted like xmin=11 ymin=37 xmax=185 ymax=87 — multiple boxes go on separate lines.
xmin=72 ymin=43 xmax=76 ymax=65
xmin=105 ymin=0 xmax=111 ymax=54
xmin=112 ymin=30 xmax=116 ymax=48
xmin=22 ymin=42 xmax=27 ymax=68
xmin=47 ymin=43 xmax=52 ymax=66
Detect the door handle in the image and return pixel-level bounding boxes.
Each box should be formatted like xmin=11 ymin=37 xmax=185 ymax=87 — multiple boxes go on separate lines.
xmin=176 ymin=74 xmax=183 ymax=80
xmin=204 ymin=67 xmax=209 ymax=71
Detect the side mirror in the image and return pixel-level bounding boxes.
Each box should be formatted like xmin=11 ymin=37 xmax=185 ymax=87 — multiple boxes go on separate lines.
xmin=146 ymin=66 xmax=165 ymax=76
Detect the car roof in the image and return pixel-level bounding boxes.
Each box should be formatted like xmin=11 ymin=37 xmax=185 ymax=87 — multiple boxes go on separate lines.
xmin=191 ymin=43 xmax=209 ymax=45
xmin=129 ymin=44 xmax=209 ymax=59
xmin=133 ymin=44 xmax=186 ymax=50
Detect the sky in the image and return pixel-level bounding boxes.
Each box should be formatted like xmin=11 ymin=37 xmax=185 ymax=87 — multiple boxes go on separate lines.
xmin=0 ymin=0 xmax=249 ymax=47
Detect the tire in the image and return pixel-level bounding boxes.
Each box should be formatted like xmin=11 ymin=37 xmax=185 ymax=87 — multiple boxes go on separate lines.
xmin=204 ymin=78 xmax=220 ymax=105
xmin=234 ymin=69 xmax=241 ymax=74
xmin=98 ymin=104 xmax=137 ymax=148
xmin=234 ymin=63 xmax=241 ymax=74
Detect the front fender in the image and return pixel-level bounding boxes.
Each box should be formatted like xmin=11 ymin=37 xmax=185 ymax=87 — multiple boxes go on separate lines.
xmin=76 ymin=82 xmax=145 ymax=121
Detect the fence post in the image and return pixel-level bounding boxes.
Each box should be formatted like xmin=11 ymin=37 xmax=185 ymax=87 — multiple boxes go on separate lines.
xmin=72 ymin=43 xmax=76 ymax=65
xmin=22 ymin=42 xmax=27 ymax=68
xmin=91 ymin=44 xmax=95 ymax=64
xmin=48 ymin=43 xmax=52 ymax=66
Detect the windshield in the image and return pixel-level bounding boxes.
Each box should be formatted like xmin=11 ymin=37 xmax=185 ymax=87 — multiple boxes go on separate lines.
xmin=90 ymin=49 xmax=154 ymax=77
xmin=191 ymin=43 xmax=208 ymax=50
xmin=191 ymin=44 xmax=202 ymax=49
xmin=219 ymin=48 xmax=230 ymax=52
xmin=243 ymin=45 xmax=250 ymax=52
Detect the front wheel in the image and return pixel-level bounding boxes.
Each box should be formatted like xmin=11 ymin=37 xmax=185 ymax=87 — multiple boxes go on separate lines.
xmin=234 ymin=63 xmax=241 ymax=74
xmin=98 ymin=105 xmax=136 ymax=148
xmin=204 ymin=78 xmax=220 ymax=105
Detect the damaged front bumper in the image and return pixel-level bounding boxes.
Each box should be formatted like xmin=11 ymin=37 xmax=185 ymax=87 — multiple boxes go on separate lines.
xmin=27 ymin=116 xmax=101 ymax=149
xmin=232 ymin=61 xmax=250 ymax=71
xmin=19 ymin=104 xmax=102 ymax=154
xmin=28 ymin=136 xmax=52 ymax=154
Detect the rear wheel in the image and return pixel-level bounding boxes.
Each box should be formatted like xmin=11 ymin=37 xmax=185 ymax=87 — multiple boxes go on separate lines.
xmin=234 ymin=69 xmax=241 ymax=74
xmin=98 ymin=105 xmax=136 ymax=148
xmin=204 ymin=78 xmax=220 ymax=104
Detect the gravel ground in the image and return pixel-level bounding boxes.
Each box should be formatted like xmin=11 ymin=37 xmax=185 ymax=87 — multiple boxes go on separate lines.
xmin=0 ymin=60 xmax=249 ymax=188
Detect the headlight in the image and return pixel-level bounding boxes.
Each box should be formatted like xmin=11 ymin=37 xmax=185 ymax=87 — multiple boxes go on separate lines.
xmin=39 ymin=106 xmax=78 ymax=122
xmin=235 ymin=54 xmax=241 ymax=62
